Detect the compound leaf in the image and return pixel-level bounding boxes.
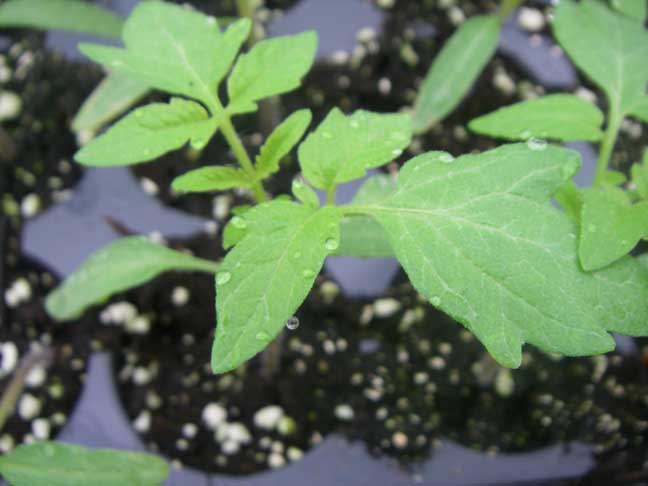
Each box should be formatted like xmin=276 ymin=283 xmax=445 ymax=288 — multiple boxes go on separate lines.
xmin=355 ymin=144 xmax=648 ymax=367
xmin=79 ymin=1 xmax=250 ymax=108
xmin=46 ymin=236 xmax=219 ymax=320
xmin=172 ymin=166 xmax=250 ymax=193
xmin=227 ymin=31 xmax=318 ymax=114
xmin=412 ymin=14 xmax=500 ymax=134
xmin=553 ymin=0 xmax=648 ymax=116
xmin=298 ymin=109 xmax=412 ymax=190
xmin=72 ymin=71 xmax=150 ymax=134
xmin=469 ymin=94 xmax=604 ymax=141
xmin=0 ymin=0 xmax=123 ymax=38
xmin=0 ymin=441 xmax=169 ymax=486
xmin=75 ymin=98 xmax=218 ymax=166
xmin=579 ymin=186 xmax=648 ymax=271
xmin=212 ymin=202 xmax=341 ymax=373
xmin=256 ymin=109 xmax=312 ymax=178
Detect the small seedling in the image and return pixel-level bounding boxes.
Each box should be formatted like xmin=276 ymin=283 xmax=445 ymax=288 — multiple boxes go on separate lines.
xmin=41 ymin=0 xmax=648 ymax=376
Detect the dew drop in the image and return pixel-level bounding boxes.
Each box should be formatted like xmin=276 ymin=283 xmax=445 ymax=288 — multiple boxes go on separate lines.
xmin=255 ymin=331 xmax=270 ymax=342
xmin=230 ymin=216 xmax=247 ymax=229
xmin=392 ymin=148 xmax=403 ymax=157
xmin=206 ymin=16 xmax=217 ymax=25
xmin=324 ymin=237 xmax=339 ymax=251
xmin=293 ymin=251 xmax=302 ymax=259
xmin=430 ymin=296 xmax=441 ymax=306
xmin=322 ymin=131 xmax=333 ymax=139
xmin=216 ymin=271 xmax=232 ymax=286
xmin=191 ymin=138 xmax=206 ymax=150
xmin=285 ymin=316 xmax=300 ymax=330
xmin=350 ymin=120 xmax=359 ymax=128
xmin=302 ymin=269 xmax=315 ymax=279
xmin=439 ymin=153 xmax=454 ymax=164
xmin=527 ymin=138 xmax=547 ymax=151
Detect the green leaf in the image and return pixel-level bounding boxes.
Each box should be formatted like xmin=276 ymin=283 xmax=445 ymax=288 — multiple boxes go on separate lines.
xmin=72 ymin=72 xmax=150 ymax=134
xmin=46 ymin=236 xmax=219 ymax=320
xmin=554 ymin=181 xmax=583 ymax=222
xmin=212 ymin=202 xmax=341 ymax=373
xmin=79 ymin=2 xmax=251 ymax=108
xmin=227 ymin=31 xmax=318 ymax=114
xmin=172 ymin=166 xmax=250 ymax=193
xmin=0 ymin=441 xmax=169 ymax=486
xmin=292 ymin=178 xmax=320 ymax=209
xmin=553 ymin=0 xmax=648 ymax=116
xmin=579 ymin=186 xmax=648 ymax=271
xmin=609 ymin=0 xmax=647 ymax=22
xmin=468 ymin=94 xmax=604 ymax=141
xmin=298 ymin=109 xmax=412 ymax=191
xmin=354 ymin=144 xmax=648 ymax=367
xmin=75 ymin=98 xmax=218 ymax=166
xmin=336 ymin=174 xmax=396 ymax=258
xmin=256 ymin=109 xmax=312 ymax=178
xmin=631 ymin=151 xmax=648 ymax=200
xmin=0 ymin=0 xmax=123 ymax=38
xmin=412 ymin=14 xmax=500 ymax=134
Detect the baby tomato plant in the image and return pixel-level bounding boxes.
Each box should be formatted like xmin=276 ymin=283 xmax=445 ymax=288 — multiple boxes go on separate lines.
xmin=41 ymin=0 xmax=648 ymax=379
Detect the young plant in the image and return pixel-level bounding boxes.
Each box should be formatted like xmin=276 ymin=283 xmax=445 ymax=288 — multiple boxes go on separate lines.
xmin=44 ymin=0 xmax=648 ymax=380
xmin=468 ymin=0 xmax=648 ymax=272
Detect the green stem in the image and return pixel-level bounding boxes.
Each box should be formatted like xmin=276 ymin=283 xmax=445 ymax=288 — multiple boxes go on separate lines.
xmin=326 ymin=187 xmax=336 ymax=205
xmin=498 ymin=0 xmax=522 ymax=22
xmin=594 ymin=108 xmax=623 ymax=186
xmin=219 ymin=115 xmax=267 ymax=203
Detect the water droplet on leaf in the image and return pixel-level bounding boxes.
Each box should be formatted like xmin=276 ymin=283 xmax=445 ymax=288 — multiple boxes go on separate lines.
xmin=322 ymin=131 xmax=332 ymax=139
xmin=526 ymin=138 xmax=547 ymax=151
xmin=324 ymin=238 xmax=339 ymax=251
xmin=439 ymin=153 xmax=454 ymax=164
xmin=255 ymin=331 xmax=270 ymax=342
xmin=286 ymin=317 xmax=300 ymax=330
xmin=191 ymin=138 xmax=206 ymax=150
xmin=216 ymin=272 xmax=232 ymax=286
xmin=430 ymin=296 xmax=441 ymax=306
xmin=302 ymin=269 xmax=315 ymax=278
xmin=350 ymin=120 xmax=359 ymax=128
xmin=392 ymin=149 xmax=403 ymax=157
xmin=293 ymin=251 xmax=302 ymax=259
xmin=230 ymin=216 xmax=247 ymax=229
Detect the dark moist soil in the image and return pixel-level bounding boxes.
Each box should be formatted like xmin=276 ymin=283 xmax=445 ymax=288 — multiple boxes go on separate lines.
xmin=0 ymin=223 xmax=91 ymax=451
xmin=1 ymin=34 xmax=100 ymax=229
xmin=0 ymin=34 xmax=100 ymax=452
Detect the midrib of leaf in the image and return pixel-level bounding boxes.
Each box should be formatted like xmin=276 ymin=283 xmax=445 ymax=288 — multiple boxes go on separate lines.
xmin=217 ymin=209 xmax=321 ymax=364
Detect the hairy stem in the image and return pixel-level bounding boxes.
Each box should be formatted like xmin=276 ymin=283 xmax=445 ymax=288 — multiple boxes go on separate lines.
xmin=594 ymin=108 xmax=623 ymax=186
xmin=498 ymin=0 xmax=522 ymax=22
xmin=0 ymin=347 xmax=54 ymax=431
